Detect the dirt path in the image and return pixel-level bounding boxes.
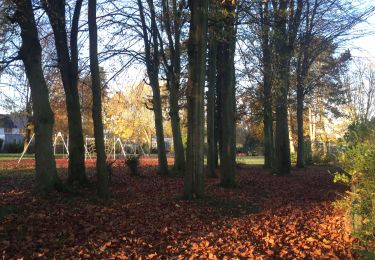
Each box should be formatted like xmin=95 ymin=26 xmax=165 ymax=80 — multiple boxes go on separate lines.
xmin=0 ymin=164 xmax=354 ymax=259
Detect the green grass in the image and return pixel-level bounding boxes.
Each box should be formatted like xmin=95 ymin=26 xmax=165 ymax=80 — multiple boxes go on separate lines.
xmin=0 ymin=153 xmax=35 ymax=160
xmin=0 ymin=153 xmax=69 ymax=160
xmin=236 ymin=156 xmax=264 ymax=165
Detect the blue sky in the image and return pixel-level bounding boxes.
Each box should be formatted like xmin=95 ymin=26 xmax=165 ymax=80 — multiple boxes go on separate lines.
xmin=349 ymin=13 xmax=375 ymax=61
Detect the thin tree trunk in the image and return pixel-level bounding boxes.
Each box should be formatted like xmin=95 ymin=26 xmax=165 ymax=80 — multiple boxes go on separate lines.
xmin=206 ymin=5 xmax=218 ymax=178
xmin=260 ymin=0 xmax=274 ymax=169
xmin=24 ymin=97 xmax=33 ymax=153
xmin=288 ymin=107 xmax=295 ymax=154
xmin=168 ymin=76 xmax=185 ymax=172
xmin=138 ymin=0 xmax=169 ymax=175
xmin=42 ymin=0 xmax=87 ymax=185
xmin=184 ymin=0 xmax=208 ymax=199
xmin=215 ymin=44 xmax=223 ymax=168
xmin=296 ymin=79 xmax=305 ymax=167
xmin=88 ymin=0 xmax=109 ymax=199
xmin=161 ymin=0 xmax=185 ymax=172
xmin=152 ymin=78 xmax=169 ymax=175
xmin=13 ymin=0 xmax=60 ymax=194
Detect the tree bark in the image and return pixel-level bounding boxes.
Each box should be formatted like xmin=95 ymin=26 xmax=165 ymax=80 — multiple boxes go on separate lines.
xmin=260 ymin=0 xmax=274 ymax=169
xmin=215 ymin=44 xmax=223 ymax=168
xmin=137 ymin=0 xmax=169 ymax=175
xmin=217 ymin=1 xmax=237 ymax=188
xmin=151 ymin=77 xmax=169 ymax=175
xmin=88 ymin=0 xmax=109 ymax=199
xmin=274 ymin=51 xmax=292 ymax=175
xmin=296 ymin=77 xmax=305 ymax=167
xmin=207 ymin=0 xmax=218 ymax=178
xmin=42 ymin=0 xmax=87 ymax=185
xmin=184 ymin=0 xmax=208 ymax=199
xmin=206 ymin=1 xmax=218 ymax=178
xmin=161 ymin=0 xmax=185 ymax=172
xmin=272 ymin=0 xmax=303 ymax=175
xmin=13 ymin=0 xmax=60 ymax=194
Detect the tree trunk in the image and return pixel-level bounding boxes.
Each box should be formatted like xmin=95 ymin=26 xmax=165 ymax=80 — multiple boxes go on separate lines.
xmin=215 ymin=43 xmax=223 ymax=168
xmin=206 ymin=8 xmax=218 ymax=178
xmin=161 ymin=0 xmax=185 ymax=172
xmin=296 ymin=80 xmax=305 ymax=167
xmin=184 ymin=0 xmax=208 ymax=199
xmin=274 ymin=54 xmax=291 ymax=175
xmin=272 ymin=0 xmax=303 ymax=175
xmin=42 ymin=0 xmax=87 ymax=185
xmin=137 ymin=0 xmax=169 ymax=175
xmin=260 ymin=0 xmax=274 ymax=169
xmin=168 ymin=76 xmax=185 ymax=172
xmin=288 ymin=107 xmax=295 ymax=154
xmin=217 ymin=1 xmax=237 ymax=188
xmin=309 ymin=105 xmax=316 ymax=154
xmin=88 ymin=0 xmax=109 ymax=199
xmin=152 ymin=78 xmax=169 ymax=176
xmin=13 ymin=0 xmax=60 ymax=194
xmin=24 ymin=98 xmax=33 ymax=153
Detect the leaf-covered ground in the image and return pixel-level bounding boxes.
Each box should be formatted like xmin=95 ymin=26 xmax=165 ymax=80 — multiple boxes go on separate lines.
xmin=0 ymin=159 xmax=355 ymax=259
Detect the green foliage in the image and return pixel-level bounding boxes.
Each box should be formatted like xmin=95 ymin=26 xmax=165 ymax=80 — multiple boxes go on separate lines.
xmin=125 ymin=155 xmax=140 ymax=176
xmin=335 ymin=120 xmax=375 ymax=252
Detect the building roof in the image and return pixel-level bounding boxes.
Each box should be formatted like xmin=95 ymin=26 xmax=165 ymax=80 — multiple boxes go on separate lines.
xmin=0 ymin=114 xmax=16 ymax=129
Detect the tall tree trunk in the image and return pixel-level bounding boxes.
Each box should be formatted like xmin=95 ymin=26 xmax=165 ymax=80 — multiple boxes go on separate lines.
xmin=168 ymin=74 xmax=185 ymax=172
xmin=206 ymin=3 xmax=218 ymax=178
xmin=88 ymin=0 xmax=109 ymax=199
xmin=217 ymin=1 xmax=237 ymax=188
xmin=296 ymin=79 xmax=305 ymax=167
xmin=184 ymin=0 xmax=208 ymax=199
xmin=215 ymin=44 xmax=223 ymax=168
xmin=206 ymin=44 xmax=217 ymax=178
xmin=260 ymin=0 xmax=274 ymax=169
xmin=24 ymin=95 xmax=33 ymax=153
xmin=13 ymin=0 xmax=60 ymax=194
xmin=309 ymin=105 xmax=316 ymax=154
xmin=274 ymin=52 xmax=291 ymax=175
xmin=42 ymin=0 xmax=87 ymax=185
xmin=137 ymin=0 xmax=169 ymax=175
xmin=272 ymin=0 xmax=303 ymax=175
xmin=152 ymin=78 xmax=169 ymax=175
xmin=161 ymin=0 xmax=185 ymax=172
xmin=288 ymin=107 xmax=295 ymax=154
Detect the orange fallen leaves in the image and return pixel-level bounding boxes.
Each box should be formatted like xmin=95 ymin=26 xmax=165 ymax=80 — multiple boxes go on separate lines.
xmin=0 ymin=163 xmax=354 ymax=258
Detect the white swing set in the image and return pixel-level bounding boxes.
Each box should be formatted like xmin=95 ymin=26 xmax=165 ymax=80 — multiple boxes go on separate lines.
xmin=18 ymin=132 xmax=145 ymax=164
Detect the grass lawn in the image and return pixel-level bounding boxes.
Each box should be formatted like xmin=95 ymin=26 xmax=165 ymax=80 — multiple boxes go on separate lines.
xmin=0 ymin=153 xmax=265 ymax=166
xmin=0 ymin=153 xmax=35 ymax=160
xmin=236 ymin=156 xmax=264 ymax=165
xmin=0 ymin=153 xmax=69 ymax=160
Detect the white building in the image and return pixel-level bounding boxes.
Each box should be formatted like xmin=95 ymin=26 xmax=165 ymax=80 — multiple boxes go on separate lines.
xmin=0 ymin=114 xmax=25 ymax=150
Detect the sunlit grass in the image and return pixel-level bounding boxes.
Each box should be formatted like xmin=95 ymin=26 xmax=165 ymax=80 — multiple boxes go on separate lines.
xmin=236 ymin=156 xmax=264 ymax=165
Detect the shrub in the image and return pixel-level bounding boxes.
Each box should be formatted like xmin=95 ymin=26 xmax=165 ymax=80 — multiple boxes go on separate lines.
xmin=4 ymin=142 xmax=23 ymax=153
xmin=125 ymin=155 xmax=140 ymax=176
xmin=0 ymin=139 xmax=3 ymax=151
xmin=335 ymin=121 xmax=375 ymax=253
